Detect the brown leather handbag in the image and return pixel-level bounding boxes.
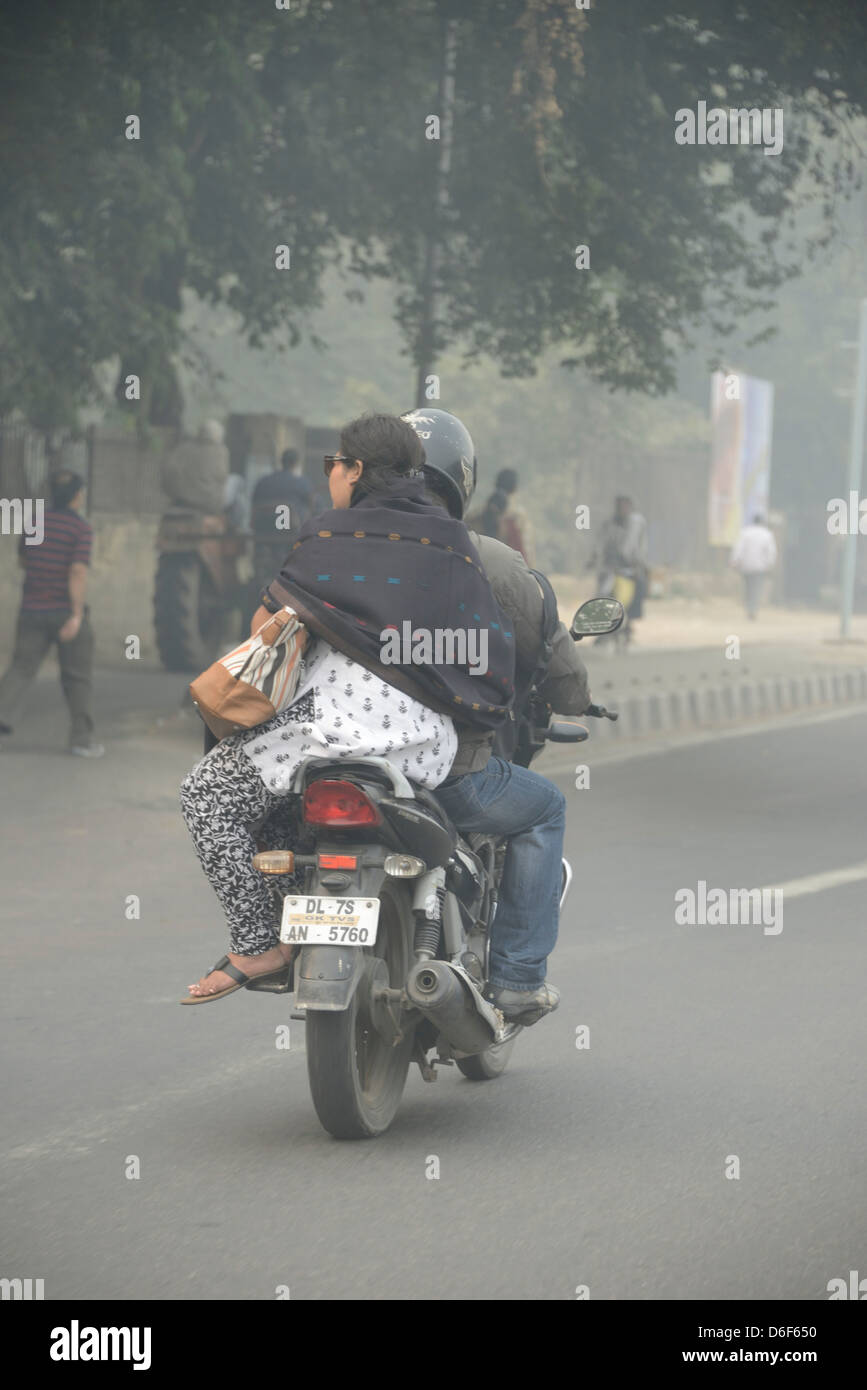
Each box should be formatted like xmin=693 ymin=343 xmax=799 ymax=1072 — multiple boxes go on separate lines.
xmin=189 ymin=607 xmax=308 ymax=740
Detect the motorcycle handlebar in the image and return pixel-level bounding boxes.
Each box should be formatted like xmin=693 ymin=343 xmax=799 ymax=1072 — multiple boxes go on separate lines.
xmin=584 ymin=702 xmax=619 ymax=721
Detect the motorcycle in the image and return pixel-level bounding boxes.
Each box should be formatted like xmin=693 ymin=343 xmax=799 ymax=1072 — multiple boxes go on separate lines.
xmin=593 ymin=559 xmax=653 ymax=652
xmin=242 ymin=596 xmax=624 ymax=1139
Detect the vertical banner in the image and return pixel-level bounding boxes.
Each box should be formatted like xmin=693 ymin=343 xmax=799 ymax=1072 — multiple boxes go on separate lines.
xmin=708 ymin=372 xmax=774 ymax=546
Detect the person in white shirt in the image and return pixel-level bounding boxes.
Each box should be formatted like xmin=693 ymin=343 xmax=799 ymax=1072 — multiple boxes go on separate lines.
xmin=730 ymin=513 xmax=777 ymax=619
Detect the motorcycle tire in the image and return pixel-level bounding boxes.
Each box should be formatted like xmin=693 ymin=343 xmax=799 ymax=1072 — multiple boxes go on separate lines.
xmin=456 ymin=1026 xmax=520 ymax=1081
xmin=306 ymin=880 xmax=416 ymax=1139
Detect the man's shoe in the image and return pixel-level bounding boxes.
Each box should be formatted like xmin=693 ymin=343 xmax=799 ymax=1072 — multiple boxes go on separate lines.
xmin=69 ymin=743 xmax=105 ymax=758
xmin=486 ymin=982 xmax=560 ymax=1026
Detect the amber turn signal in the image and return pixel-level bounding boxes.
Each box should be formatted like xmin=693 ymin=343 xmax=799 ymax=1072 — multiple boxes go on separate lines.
xmin=252 ymin=851 xmax=296 ymax=875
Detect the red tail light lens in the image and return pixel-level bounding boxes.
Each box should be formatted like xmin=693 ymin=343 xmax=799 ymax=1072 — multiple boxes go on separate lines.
xmin=303 ymin=780 xmax=380 ymax=827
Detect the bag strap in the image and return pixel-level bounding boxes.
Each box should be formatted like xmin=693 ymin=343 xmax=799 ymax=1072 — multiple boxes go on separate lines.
xmin=261 ymin=577 xmax=293 ymax=614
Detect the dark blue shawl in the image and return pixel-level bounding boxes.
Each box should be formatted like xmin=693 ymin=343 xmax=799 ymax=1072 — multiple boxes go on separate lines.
xmin=264 ymin=477 xmax=515 ymax=730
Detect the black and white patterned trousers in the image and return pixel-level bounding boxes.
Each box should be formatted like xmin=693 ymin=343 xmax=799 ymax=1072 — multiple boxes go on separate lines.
xmin=179 ymin=734 xmax=304 ymax=955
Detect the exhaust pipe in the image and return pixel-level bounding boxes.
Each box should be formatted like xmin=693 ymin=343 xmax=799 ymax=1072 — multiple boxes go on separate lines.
xmin=406 ymin=960 xmax=499 ymax=1055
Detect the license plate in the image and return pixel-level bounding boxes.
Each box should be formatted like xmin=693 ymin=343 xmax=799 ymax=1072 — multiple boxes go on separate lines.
xmin=280 ymin=895 xmax=380 ymax=946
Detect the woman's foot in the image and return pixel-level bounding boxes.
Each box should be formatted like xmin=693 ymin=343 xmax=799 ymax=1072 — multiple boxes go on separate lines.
xmin=186 ymin=942 xmax=294 ymax=998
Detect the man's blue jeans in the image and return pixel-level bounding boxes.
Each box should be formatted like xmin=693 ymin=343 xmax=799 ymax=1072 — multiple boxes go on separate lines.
xmin=435 ymin=756 xmax=567 ymax=991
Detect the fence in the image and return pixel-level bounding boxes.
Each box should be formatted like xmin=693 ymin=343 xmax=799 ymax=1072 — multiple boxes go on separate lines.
xmin=0 ymin=420 xmax=172 ymax=515
xmin=0 ymin=419 xmax=50 ymax=500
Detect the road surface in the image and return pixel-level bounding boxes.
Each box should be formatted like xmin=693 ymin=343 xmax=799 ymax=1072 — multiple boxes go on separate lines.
xmin=1 ymin=681 xmax=865 ymax=1299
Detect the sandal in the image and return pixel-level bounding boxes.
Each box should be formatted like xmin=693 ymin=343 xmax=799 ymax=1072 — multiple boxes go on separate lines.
xmin=179 ymin=954 xmax=290 ymax=1005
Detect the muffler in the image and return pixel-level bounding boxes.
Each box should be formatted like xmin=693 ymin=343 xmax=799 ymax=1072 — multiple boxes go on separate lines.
xmin=405 ymin=959 xmax=500 ymax=1055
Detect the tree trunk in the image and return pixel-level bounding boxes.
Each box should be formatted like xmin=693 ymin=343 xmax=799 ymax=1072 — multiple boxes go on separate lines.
xmin=413 ymin=15 xmax=458 ymax=407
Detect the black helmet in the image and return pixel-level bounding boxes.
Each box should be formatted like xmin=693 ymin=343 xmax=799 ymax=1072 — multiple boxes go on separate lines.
xmin=400 ymin=408 xmax=477 ymax=519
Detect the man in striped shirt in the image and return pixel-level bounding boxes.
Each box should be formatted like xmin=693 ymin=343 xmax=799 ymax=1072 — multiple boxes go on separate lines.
xmin=0 ymin=470 xmax=103 ymax=756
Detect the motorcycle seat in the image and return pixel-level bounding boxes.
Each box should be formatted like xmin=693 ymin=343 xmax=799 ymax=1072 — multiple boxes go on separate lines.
xmin=414 ymin=785 xmax=460 ymax=843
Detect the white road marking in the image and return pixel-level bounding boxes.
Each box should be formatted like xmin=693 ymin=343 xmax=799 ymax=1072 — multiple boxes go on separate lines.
xmin=769 ymin=862 xmax=867 ymax=900
xmin=0 ymin=1047 xmax=307 ymax=1166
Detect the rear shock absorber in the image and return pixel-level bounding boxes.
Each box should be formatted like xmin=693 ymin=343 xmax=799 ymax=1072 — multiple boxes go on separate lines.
xmin=412 ymin=867 xmax=446 ymax=960
xmin=468 ymin=835 xmax=498 ymax=930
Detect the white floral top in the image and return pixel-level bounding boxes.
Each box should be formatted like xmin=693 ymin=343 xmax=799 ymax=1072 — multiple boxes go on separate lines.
xmin=241 ymin=637 xmax=458 ymax=794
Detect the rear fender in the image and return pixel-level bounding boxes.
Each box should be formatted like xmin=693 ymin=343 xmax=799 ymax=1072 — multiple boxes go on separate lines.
xmin=295 ymin=945 xmax=366 ymax=1012
xmin=291 ymin=856 xmax=389 ymax=1012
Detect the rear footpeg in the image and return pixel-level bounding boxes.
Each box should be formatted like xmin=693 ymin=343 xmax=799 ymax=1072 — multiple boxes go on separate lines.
xmin=245 ymin=963 xmax=294 ymax=994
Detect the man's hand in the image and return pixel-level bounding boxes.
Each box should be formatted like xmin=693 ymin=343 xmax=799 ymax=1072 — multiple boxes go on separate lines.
xmin=66 ymin=563 xmax=88 ymax=636
xmin=58 ymin=613 xmax=82 ymax=642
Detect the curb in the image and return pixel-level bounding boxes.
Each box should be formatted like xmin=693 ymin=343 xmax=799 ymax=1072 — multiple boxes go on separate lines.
xmin=588 ymin=666 xmax=867 ymax=742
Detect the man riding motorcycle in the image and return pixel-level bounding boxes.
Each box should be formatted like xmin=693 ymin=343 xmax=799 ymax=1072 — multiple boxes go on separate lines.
xmin=400 ymin=409 xmax=594 ymax=1026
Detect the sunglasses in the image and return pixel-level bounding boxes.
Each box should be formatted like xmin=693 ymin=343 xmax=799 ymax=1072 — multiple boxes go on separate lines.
xmin=323 ymin=453 xmax=355 ymax=478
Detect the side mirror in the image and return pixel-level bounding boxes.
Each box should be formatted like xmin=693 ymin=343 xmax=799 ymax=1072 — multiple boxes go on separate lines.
xmin=546 ymin=719 xmax=590 ymax=744
xmin=570 ymin=597 xmax=625 ymax=639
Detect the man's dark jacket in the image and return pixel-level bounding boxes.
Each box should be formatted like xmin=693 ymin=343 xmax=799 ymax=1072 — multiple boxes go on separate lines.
xmin=251 ymin=471 xmax=313 ymax=536
xmin=449 ymin=532 xmax=592 ymax=775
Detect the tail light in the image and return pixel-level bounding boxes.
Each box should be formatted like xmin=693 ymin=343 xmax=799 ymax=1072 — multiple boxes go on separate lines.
xmin=302 ymin=779 xmax=381 ymax=828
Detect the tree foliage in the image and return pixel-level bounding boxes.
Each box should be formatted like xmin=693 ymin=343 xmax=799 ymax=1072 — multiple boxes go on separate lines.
xmin=1 ymin=0 xmax=866 ymax=428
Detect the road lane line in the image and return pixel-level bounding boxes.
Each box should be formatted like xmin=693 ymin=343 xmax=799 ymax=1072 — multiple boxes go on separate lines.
xmin=0 ymin=1048 xmax=307 ymax=1167
xmin=768 ymin=862 xmax=867 ymax=900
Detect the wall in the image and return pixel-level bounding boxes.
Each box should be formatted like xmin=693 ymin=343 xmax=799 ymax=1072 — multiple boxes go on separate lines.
xmin=0 ymin=414 xmax=304 ymax=668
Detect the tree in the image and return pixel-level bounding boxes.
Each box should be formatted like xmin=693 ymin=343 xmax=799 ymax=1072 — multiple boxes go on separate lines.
xmin=0 ymin=0 xmax=337 ymax=429
xmin=1 ymin=0 xmax=866 ymax=427
xmin=327 ymin=0 xmax=867 ymax=393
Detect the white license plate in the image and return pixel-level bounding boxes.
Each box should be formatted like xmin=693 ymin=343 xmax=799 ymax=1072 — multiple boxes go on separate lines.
xmin=280 ymin=895 xmax=380 ymax=946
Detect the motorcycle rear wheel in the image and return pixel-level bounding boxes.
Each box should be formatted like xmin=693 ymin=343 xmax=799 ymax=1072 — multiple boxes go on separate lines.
xmin=306 ymin=881 xmax=416 ymax=1139
xmin=456 ymin=1025 xmax=521 ymax=1081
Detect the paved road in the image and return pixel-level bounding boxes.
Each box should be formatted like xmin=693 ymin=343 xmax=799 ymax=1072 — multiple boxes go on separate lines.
xmin=1 ymin=701 xmax=865 ymax=1300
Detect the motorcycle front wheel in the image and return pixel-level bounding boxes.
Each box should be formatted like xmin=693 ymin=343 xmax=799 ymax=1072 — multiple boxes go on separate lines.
xmin=456 ymin=1024 xmax=521 ymax=1081
xmin=305 ymin=880 xmax=416 ymax=1139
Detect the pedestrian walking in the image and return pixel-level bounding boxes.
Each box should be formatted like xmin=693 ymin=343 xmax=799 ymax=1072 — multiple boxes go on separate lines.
xmin=467 ymin=486 xmax=509 ymax=543
xmin=730 ymin=513 xmax=777 ymax=619
xmin=0 ymin=470 xmax=103 ymax=755
xmin=495 ymin=468 xmax=536 ymax=565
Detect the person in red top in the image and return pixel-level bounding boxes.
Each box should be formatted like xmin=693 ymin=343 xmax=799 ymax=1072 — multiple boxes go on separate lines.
xmin=495 ymin=469 xmax=536 ymax=566
xmin=0 ymin=470 xmax=103 ymax=756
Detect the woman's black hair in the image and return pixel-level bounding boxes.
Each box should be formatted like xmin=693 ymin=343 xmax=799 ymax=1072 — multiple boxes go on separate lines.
xmin=339 ymin=413 xmax=425 ymax=505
